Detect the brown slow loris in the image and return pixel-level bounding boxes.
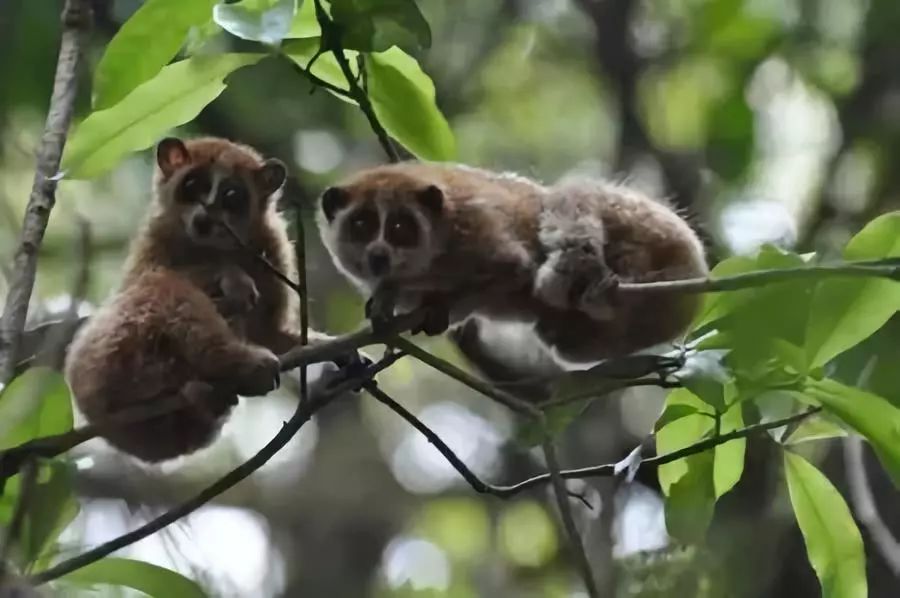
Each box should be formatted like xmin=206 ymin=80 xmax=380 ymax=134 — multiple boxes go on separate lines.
xmin=65 ymin=137 xmax=335 ymax=462
xmin=316 ymin=162 xmax=707 ymax=374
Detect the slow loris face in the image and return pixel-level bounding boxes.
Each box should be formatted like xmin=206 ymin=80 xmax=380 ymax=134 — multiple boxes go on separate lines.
xmin=317 ymin=183 xmax=444 ymax=289
xmin=154 ymin=137 xmax=286 ymax=249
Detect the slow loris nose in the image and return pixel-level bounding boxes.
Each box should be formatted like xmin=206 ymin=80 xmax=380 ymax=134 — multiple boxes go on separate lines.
xmin=367 ymin=247 xmax=390 ymax=276
xmin=192 ymin=212 xmax=213 ymax=236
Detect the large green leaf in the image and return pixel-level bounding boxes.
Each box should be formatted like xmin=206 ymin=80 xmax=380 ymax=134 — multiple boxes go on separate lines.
xmin=657 ymin=389 xmax=714 ymax=495
xmin=287 ymin=0 xmax=319 ymax=37
xmin=0 ymin=368 xmax=72 ymax=448
xmin=20 ymin=461 xmax=79 ymax=569
xmin=330 ymin=0 xmax=431 ymax=52
xmin=800 ymin=378 xmax=900 ymax=488
xmin=62 ymin=558 xmax=208 ymax=598
xmin=93 ymin=0 xmax=218 ymax=110
xmin=784 ymin=452 xmax=866 ymax=598
xmin=368 ymin=47 xmax=456 ymax=160
xmin=805 ymin=212 xmax=900 ymax=367
xmin=713 ymin=400 xmax=745 ymax=498
xmin=213 ymin=0 xmax=296 ymax=45
xmin=63 ymin=53 xmax=265 ymax=179
xmin=664 ymin=451 xmax=715 ymax=544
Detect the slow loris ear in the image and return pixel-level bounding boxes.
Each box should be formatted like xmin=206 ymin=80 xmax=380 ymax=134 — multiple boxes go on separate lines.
xmin=321 ymin=187 xmax=349 ymax=222
xmin=417 ymin=185 xmax=444 ymax=216
xmin=257 ymin=158 xmax=287 ymax=198
xmin=156 ymin=138 xmax=191 ymax=178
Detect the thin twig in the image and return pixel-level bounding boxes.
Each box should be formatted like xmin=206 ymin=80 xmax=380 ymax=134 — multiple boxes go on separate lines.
xmin=312 ymin=0 xmax=400 ymax=162
xmin=541 ymin=437 xmax=599 ymax=597
xmin=0 ymin=460 xmax=37 ymax=583
xmin=389 ymin=336 xmax=541 ymax=417
xmin=618 ymin=260 xmax=900 ymax=295
xmin=281 ymin=50 xmax=356 ymax=100
xmin=292 ymin=205 xmax=311 ymax=406
xmin=29 ymin=354 xmax=401 ymax=586
xmin=0 ymin=0 xmax=91 ymax=384
xmin=539 ymin=377 xmax=682 ymax=409
xmin=844 ymin=436 xmax=900 ymax=577
xmin=502 ymin=407 xmax=822 ymax=494
xmin=363 ymin=383 xmax=590 ymax=507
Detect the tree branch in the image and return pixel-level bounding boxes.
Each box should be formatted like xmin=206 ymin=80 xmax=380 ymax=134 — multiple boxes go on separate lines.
xmin=28 ymin=353 xmax=402 ymax=586
xmin=0 ymin=0 xmax=91 ymax=384
xmin=844 ymin=436 xmax=900 ymax=577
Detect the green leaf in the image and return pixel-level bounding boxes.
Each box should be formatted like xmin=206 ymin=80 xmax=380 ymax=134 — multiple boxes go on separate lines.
xmin=784 ymin=452 xmax=867 ymax=598
xmin=63 ymin=53 xmax=265 ymax=179
xmin=20 ymin=461 xmax=79 ymax=568
xmin=213 ymin=0 xmax=296 ymax=45
xmin=805 ymin=212 xmax=900 ymax=368
xmin=368 ymin=48 xmax=456 ymax=161
xmin=800 ymin=378 xmax=900 ymax=487
xmin=62 ymin=558 xmax=208 ymax=598
xmin=664 ymin=451 xmax=715 ymax=545
xmin=654 ymin=404 xmax=701 ymax=432
xmin=713 ymin=401 xmax=745 ymax=498
xmin=330 ymin=0 xmax=431 ymax=52
xmin=657 ymin=389 xmax=714 ymax=495
xmin=93 ymin=0 xmax=218 ymax=110
xmin=784 ymin=415 xmax=848 ymax=445
xmin=287 ymin=0 xmax=320 ymax=37
xmin=676 ymin=350 xmax=730 ymax=412
xmin=0 ymin=368 xmax=73 ymax=448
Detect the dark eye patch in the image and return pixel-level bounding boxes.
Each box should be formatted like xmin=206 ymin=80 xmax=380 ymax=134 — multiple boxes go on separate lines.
xmin=342 ymin=205 xmax=379 ymax=244
xmin=384 ymin=208 xmax=420 ymax=248
xmin=218 ymin=178 xmax=249 ymax=214
xmin=177 ymin=167 xmax=211 ymax=203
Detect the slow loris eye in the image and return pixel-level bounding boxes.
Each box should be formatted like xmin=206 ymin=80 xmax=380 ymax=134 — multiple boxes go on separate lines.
xmin=343 ymin=206 xmax=379 ymax=243
xmin=178 ymin=169 xmax=211 ymax=203
xmin=220 ymin=184 xmax=248 ymax=213
xmin=385 ymin=209 xmax=419 ymax=247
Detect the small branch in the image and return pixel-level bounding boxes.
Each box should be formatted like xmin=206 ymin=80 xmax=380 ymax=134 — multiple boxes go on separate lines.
xmin=292 ymin=205 xmax=310 ymax=406
xmin=389 ymin=336 xmax=541 ymax=418
xmin=539 ymin=377 xmax=682 ymax=409
xmin=222 ymin=223 xmax=302 ymax=295
xmin=844 ymin=436 xmax=900 ymax=577
xmin=0 ymin=460 xmax=37 ymax=582
xmin=312 ymin=0 xmax=400 ymax=163
xmin=29 ymin=354 xmax=401 ymax=586
xmin=500 ymin=407 xmax=823 ymax=495
xmin=0 ymin=0 xmax=91 ymax=384
xmin=541 ymin=438 xmax=599 ymax=597
xmin=282 ymin=50 xmax=356 ymax=101
xmin=364 ymin=383 xmax=589 ymax=506
xmin=618 ymin=260 xmax=900 ymax=295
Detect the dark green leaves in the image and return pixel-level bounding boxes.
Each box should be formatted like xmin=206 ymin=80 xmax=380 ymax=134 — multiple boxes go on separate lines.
xmin=784 ymin=452 xmax=867 ymax=598
xmin=63 ymin=558 xmax=209 ymax=598
xmin=93 ymin=0 xmax=218 ymax=110
xmin=330 ymin=0 xmax=431 ymax=52
xmin=664 ymin=452 xmax=715 ymax=544
xmin=64 ymin=53 xmax=264 ymax=179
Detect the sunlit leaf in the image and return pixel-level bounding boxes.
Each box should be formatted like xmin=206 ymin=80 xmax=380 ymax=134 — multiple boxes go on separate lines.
xmin=62 ymin=558 xmax=208 ymax=598
xmin=800 ymin=378 xmax=900 ymax=488
xmin=784 ymin=415 xmax=848 ymax=445
xmin=805 ymin=212 xmax=900 ymax=368
xmin=282 ymin=38 xmax=357 ymax=103
xmin=784 ymin=451 xmax=867 ymax=598
xmin=93 ymin=0 xmax=218 ymax=110
xmin=214 ymin=0 xmax=296 ymax=45
xmin=62 ymin=53 xmax=265 ymax=179
xmin=675 ymin=350 xmax=730 ymax=412
xmin=0 ymin=368 xmax=72 ymax=448
xmin=657 ymin=389 xmax=713 ymax=495
xmin=330 ymin=0 xmax=431 ymax=52
xmin=654 ymin=404 xmax=701 ymax=432
xmin=368 ymin=48 xmax=456 ymax=161
xmin=287 ymin=0 xmax=320 ymax=37
xmin=664 ymin=451 xmax=715 ymax=544
xmin=713 ymin=400 xmax=745 ymax=498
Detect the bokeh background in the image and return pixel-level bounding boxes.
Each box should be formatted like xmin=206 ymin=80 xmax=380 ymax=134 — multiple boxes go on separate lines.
xmin=2 ymin=0 xmax=899 ymax=596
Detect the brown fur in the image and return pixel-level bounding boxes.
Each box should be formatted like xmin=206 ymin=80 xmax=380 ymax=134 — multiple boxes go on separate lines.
xmin=319 ymin=162 xmax=708 ymax=366
xmin=66 ymin=137 xmax=324 ymax=462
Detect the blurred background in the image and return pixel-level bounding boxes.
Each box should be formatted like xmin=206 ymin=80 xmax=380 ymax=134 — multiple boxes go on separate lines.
xmin=2 ymin=0 xmax=900 ymax=596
